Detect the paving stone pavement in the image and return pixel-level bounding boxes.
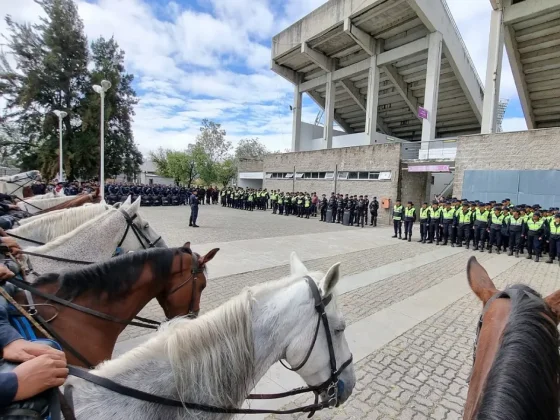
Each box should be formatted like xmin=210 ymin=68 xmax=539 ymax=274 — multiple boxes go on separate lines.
xmin=139 ymin=205 xmax=362 ymax=246
xmin=267 ymin=259 xmax=560 ymax=420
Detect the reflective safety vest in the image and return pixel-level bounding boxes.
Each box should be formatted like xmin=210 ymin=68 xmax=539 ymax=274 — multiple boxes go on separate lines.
xmin=393 ymin=205 xmax=404 ymax=220
xmin=271 ymin=193 xmax=277 ymax=201
xmin=457 ymin=210 xmax=472 ymax=224
xmin=405 ymin=207 xmax=415 ymax=219
xmin=475 ymin=209 xmax=489 ymax=223
xmin=304 ymin=198 xmax=310 ymax=208
xmin=550 ymin=222 xmax=560 ymax=235
xmin=526 ymin=219 xmax=544 ymax=232
xmin=491 ymin=213 xmax=505 ymax=227
xmin=278 ymin=197 xmax=283 ymax=205
xmin=297 ymin=197 xmax=303 ymax=205
xmin=442 ymin=208 xmax=455 ymax=221
xmin=510 ymin=217 xmax=523 ymax=226
xmin=429 ymin=207 xmax=442 ymax=221
xmin=419 ymin=208 xmax=429 ymax=220
xmin=248 ymin=194 xmax=253 ymax=202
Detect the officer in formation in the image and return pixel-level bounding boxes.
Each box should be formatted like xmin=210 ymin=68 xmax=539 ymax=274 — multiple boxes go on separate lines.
xmin=395 ymin=197 xmax=560 ymax=265
xmin=104 ymin=183 xmax=191 ymax=207
xmin=222 ymin=188 xmax=269 ymax=211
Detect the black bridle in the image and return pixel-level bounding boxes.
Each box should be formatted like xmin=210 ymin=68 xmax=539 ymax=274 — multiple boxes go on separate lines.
xmin=66 ymin=275 xmax=353 ymax=416
xmin=114 ymin=208 xmax=162 ymax=254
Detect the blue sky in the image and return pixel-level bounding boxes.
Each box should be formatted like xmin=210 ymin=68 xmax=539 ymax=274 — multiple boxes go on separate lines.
xmin=1 ymin=0 xmax=527 ymax=154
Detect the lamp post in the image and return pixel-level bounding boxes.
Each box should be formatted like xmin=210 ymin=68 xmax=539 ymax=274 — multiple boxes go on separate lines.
xmin=53 ymin=110 xmax=67 ymax=182
xmin=93 ymin=80 xmax=112 ymax=198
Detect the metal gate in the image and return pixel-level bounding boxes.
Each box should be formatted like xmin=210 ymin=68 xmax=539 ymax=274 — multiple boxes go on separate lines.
xmin=462 ymin=170 xmax=560 ymax=207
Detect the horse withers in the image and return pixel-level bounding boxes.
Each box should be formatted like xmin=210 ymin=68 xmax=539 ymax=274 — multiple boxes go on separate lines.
xmin=11 ymin=245 xmax=219 ymax=367
xmin=65 ymin=252 xmax=356 ymax=420
xmin=464 ymin=256 xmax=560 ymax=420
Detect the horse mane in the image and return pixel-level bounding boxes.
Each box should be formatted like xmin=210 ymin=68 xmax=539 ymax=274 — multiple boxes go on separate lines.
xmin=18 ymin=195 xmax=75 ymax=211
xmin=36 ymin=194 xmax=97 ymax=214
xmin=8 ymin=204 xmax=110 ymax=243
xmin=476 ymin=284 xmax=560 ymax=420
xmin=33 ymin=247 xmax=190 ymax=301
xmin=25 ymin=208 xmax=118 ymax=254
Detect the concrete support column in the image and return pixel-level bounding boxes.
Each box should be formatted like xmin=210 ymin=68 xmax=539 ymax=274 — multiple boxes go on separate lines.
xmin=481 ymin=8 xmax=504 ymax=134
xmin=292 ymin=83 xmax=303 ymax=152
xmin=421 ymin=32 xmax=443 ymax=149
xmin=324 ymin=71 xmax=336 ymax=149
xmin=365 ymin=53 xmax=380 ymax=145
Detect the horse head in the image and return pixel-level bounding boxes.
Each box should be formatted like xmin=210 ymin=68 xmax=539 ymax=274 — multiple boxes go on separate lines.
xmin=118 ymin=196 xmax=168 ymax=251
xmin=156 ymin=246 xmax=219 ymax=320
xmin=464 ymin=256 xmax=560 ymax=420
xmin=280 ymin=252 xmax=355 ymax=406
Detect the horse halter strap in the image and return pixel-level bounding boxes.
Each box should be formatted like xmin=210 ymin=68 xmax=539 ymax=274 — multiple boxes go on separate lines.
xmin=279 ymin=276 xmax=353 ymax=411
xmin=164 ymin=252 xmax=203 ymax=319
xmin=115 ymin=208 xmax=162 ymax=252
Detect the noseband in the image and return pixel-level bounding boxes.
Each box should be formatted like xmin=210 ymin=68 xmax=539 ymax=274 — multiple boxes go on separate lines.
xmin=115 ymin=209 xmax=162 ymax=254
xmin=280 ymin=276 xmax=353 ymax=410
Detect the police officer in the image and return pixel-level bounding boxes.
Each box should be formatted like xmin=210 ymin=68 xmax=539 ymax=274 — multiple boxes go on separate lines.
xmin=418 ymin=202 xmax=430 ymax=243
xmin=304 ymin=193 xmax=311 ymax=219
xmin=364 ymin=195 xmax=370 ymax=226
xmin=391 ymin=199 xmax=404 ymax=239
xmin=523 ymin=211 xmax=545 ymax=262
xmin=189 ymin=190 xmax=200 ymax=227
xmin=336 ymin=194 xmax=344 ymax=223
xmin=403 ymin=201 xmax=416 ymax=241
xmin=319 ymin=194 xmax=328 ymax=222
xmin=347 ymin=196 xmax=355 ymax=226
xmin=500 ymin=207 xmax=510 ymax=252
xmin=507 ymin=208 xmax=524 ymax=257
xmin=327 ymin=193 xmax=336 ymax=223
xmin=455 ymin=202 xmax=472 ymax=248
xmin=546 ymin=213 xmax=560 ymax=265
xmin=488 ymin=206 xmax=505 ymax=254
xmin=473 ymin=203 xmax=490 ymax=251
xmin=369 ymin=197 xmax=379 ymax=227
xmin=354 ymin=195 xmax=365 ymax=228
xmin=441 ymin=201 xmax=455 ymax=246
xmin=428 ymin=201 xmax=442 ymax=244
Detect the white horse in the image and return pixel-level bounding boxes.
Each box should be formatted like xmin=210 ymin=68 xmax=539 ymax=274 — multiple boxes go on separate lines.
xmin=6 ymin=202 xmax=116 ymax=248
xmin=24 ymin=190 xmax=65 ymax=200
xmin=24 ymin=197 xmax=167 ymax=276
xmin=15 ymin=201 xmax=104 ymax=226
xmin=0 ymin=170 xmax=41 ymax=198
xmin=66 ymin=253 xmax=356 ymax=420
xmin=17 ymin=195 xmax=77 ymax=214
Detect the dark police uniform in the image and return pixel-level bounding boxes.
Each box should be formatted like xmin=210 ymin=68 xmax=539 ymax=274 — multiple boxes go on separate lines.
xmin=507 ymin=212 xmax=524 ymax=257
xmin=189 ymin=194 xmax=199 ymax=227
xmin=403 ymin=203 xmax=416 ymax=241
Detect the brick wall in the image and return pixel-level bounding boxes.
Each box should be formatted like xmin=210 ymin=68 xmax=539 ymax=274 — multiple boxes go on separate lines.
xmin=400 ymin=171 xmax=428 ymax=208
xmin=454 ymin=128 xmax=560 ymax=198
xmin=263 ymin=144 xmax=401 ymax=224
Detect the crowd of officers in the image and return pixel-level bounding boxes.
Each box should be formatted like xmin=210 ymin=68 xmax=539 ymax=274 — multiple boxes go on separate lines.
xmin=220 ymin=189 xmax=381 ymax=227
xmin=104 ymin=184 xmax=220 ymax=206
xmin=391 ymin=198 xmax=560 ymax=264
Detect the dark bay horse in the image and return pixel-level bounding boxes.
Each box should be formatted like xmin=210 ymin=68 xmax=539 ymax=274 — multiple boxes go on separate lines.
xmin=464 ymin=256 xmax=560 ymax=420
xmin=12 ymin=246 xmax=219 ymax=367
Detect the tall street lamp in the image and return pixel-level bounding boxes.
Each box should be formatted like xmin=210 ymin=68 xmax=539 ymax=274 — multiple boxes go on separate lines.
xmin=53 ymin=110 xmax=67 ymax=182
xmin=93 ymin=80 xmax=112 ymax=198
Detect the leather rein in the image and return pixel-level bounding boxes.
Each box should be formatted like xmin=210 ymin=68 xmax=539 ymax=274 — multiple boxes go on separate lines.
xmin=66 ymin=276 xmax=353 ymax=416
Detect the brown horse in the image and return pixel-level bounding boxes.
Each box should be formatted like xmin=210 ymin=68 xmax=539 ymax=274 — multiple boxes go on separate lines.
xmin=11 ymin=245 xmax=219 ymax=367
xmin=36 ymin=190 xmax=101 ymax=215
xmin=464 ymin=256 xmax=560 ymax=420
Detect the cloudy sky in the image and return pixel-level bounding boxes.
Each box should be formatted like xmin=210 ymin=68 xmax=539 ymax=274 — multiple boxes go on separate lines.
xmin=1 ymin=0 xmax=526 ymax=154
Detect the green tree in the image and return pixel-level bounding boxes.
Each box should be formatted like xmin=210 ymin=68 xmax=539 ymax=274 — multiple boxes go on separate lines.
xmin=81 ymin=36 xmax=142 ymax=179
xmin=196 ymin=119 xmax=232 ymax=163
xmin=192 ymin=143 xmax=216 ymax=185
xmin=149 ymin=147 xmax=198 ymax=187
xmin=0 ymin=0 xmax=90 ymax=179
xmin=215 ymin=158 xmax=237 ymax=187
xmin=234 ymin=137 xmax=269 ymax=160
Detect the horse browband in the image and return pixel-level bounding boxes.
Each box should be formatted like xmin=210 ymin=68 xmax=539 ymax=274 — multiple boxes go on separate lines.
xmin=65 ymin=276 xmax=353 ymax=416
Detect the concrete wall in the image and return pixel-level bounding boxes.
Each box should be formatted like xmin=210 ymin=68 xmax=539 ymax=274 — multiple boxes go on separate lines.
xmin=238 ymin=179 xmax=263 ymax=189
xmin=299 ymin=131 xmax=393 ymax=152
xmin=263 ymin=144 xmax=401 ymax=224
xmin=238 ymin=158 xmax=264 ymax=172
xmin=454 ymin=128 xmax=560 ymax=198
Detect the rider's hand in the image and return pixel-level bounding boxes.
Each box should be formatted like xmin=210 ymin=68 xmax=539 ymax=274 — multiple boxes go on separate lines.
xmin=3 ymin=339 xmax=66 ymax=363
xmin=1 ymin=237 xmax=21 ymax=255
xmin=12 ymin=354 xmax=68 ymax=401
xmin=0 ymin=265 xmax=15 ymax=280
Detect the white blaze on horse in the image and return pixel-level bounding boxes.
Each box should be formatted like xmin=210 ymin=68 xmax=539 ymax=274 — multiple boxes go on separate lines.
xmin=22 ymin=197 xmax=166 ymax=277
xmin=6 ymin=201 xmax=117 ymax=248
xmin=65 ymin=252 xmax=356 ymax=420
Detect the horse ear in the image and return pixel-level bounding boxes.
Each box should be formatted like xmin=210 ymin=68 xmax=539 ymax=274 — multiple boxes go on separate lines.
xmin=124 ymin=195 xmax=132 ymax=206
xmin=126 ymin=196 xmax=141 ymax=215
xmin=200 ymin=248 xmax=219 ymax=265
xmin=113 ymin=202 xmax=122 ymax=209
xmin=467 ymin=256 xmax=498 ymax=304
xmin=544 ymin=290 xmax=560 ymax=324
xmin=320 ymin=262 xmax=340 ymax=296
xmin=290 ymin=251 xmax=307 ymax=275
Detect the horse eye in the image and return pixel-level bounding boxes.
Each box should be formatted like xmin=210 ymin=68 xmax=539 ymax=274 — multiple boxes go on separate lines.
xmin=335 ymin=327 xmax=345 ymax=334
xmin=144 ymin=223 xmax=149 ymax=229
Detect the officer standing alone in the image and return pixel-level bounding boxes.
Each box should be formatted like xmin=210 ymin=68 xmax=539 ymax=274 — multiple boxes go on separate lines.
xmin=189 ymin=190 xmax=200 ymax=228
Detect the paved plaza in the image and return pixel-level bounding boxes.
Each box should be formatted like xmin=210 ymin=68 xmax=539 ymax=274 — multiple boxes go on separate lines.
xmin=115 ymin=205 xmax=560 ymax=419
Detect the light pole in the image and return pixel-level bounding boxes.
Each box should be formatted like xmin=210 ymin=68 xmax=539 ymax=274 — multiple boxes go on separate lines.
xmin=93 ymin=80 xmax=112 ymax=198
xmin=53 ymin=110 xmax=67 ymax=182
